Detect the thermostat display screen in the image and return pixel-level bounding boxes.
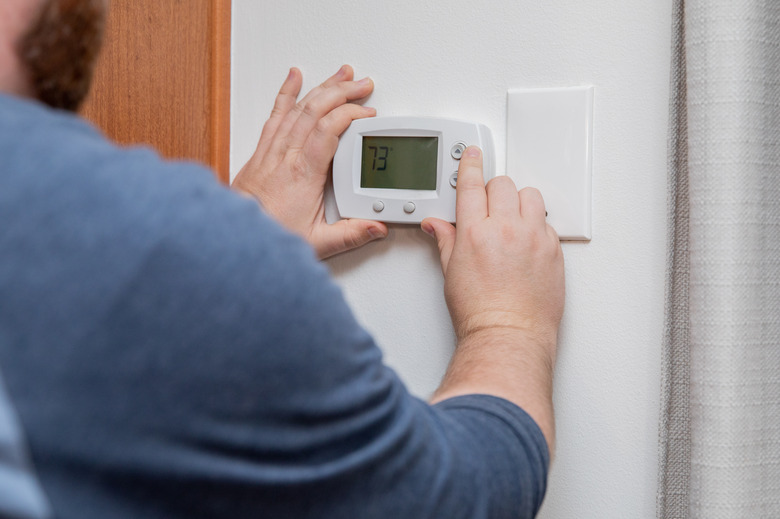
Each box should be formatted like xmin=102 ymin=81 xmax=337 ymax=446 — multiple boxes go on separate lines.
xmin=360 ymin=136 xmax=438 ymax=190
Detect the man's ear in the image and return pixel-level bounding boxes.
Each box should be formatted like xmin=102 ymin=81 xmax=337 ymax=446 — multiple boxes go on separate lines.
xmin=0 ymin=0 xmax=42 ymax=98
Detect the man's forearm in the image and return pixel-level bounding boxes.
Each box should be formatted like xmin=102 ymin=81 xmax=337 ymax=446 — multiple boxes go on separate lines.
xmin=430 ymin=328 xmax=557 ymax=459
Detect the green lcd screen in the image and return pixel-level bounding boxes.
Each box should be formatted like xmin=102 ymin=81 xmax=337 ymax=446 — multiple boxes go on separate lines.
xmin=360 ymin=136 xmax=438 ymax=190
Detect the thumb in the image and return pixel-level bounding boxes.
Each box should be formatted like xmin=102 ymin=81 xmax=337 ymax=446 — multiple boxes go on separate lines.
xmin=421 ymin=218 xmax=456 ymax=273
xmin=313 ymin=219 xmax=388 ymax=259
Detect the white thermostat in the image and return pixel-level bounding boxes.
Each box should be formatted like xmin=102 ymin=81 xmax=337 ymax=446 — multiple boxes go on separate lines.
xmin=333 ymin=116 xmax=494 ymax=223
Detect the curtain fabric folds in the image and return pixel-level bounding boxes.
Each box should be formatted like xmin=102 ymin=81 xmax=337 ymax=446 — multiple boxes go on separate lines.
xmin=659 ymin=1 xmax=780 ymax=517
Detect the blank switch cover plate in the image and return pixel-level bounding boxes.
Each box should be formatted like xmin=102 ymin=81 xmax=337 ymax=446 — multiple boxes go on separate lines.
xmin=506 ymin=86 xmax=593 ymax=240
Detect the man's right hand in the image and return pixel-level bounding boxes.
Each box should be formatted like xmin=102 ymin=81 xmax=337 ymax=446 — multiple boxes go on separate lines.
xmin=422 ymin=146 xmax=564 ymax=457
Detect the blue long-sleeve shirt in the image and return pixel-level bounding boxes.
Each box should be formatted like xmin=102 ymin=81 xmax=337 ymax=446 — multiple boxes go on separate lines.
xmin=0 ymin=93 xmax=548 ymax=519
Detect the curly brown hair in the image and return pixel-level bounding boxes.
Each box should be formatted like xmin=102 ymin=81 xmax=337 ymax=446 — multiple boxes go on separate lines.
xmin=17 ymin=0 xmax=106 ymax=111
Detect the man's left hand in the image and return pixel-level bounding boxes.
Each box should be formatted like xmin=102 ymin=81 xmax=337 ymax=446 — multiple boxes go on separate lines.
xmin=232 ymin=65 xmax=387 ymax=259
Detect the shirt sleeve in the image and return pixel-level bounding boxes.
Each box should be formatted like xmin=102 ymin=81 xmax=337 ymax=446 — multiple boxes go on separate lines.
xmin=430 ymin=395 xmax=550 ymax=518
xmin=75 ymin=163 xmax=550 ymax=519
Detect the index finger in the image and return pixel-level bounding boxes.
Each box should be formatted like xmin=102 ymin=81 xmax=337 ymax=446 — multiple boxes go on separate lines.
xmin=455 ymin=146 xmax=488 ymax=228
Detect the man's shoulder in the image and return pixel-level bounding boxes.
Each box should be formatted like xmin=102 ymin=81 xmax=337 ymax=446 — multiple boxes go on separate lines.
xmin=0 ymin=92 xmax=211 ymax=190
xmin=0 ymin=93 xmax=100 ymax=150
xmin=0 ymin=92 xmax=317 ymax=297
xmin=0 ymin=92 xmax=231 ymax=239
xmin=0 ymin=92 xmax=332 ymax=365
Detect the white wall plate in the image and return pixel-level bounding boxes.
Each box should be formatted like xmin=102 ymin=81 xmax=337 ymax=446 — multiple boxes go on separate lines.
xmin=506 ymin=86 xmax=594 ymax=240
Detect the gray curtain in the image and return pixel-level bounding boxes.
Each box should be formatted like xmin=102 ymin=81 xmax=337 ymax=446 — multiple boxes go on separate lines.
xmin=659 ymin=0 xmax=780 ymax=517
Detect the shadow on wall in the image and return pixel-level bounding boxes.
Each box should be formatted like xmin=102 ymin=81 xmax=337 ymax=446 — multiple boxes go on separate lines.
xmin=326 ymin=225 xmax=441 ymax=277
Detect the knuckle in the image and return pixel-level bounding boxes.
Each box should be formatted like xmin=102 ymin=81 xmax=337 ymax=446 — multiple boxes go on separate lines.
xmin=464 ymin=225 xmax=486 ymax=247
xmin=500 ymin=222 xmax=520 ymax=242
xmin=290 ymin=102 xmax=305 ymax=118
xmin=314 ymin=114 xmax=335 ymax=136
xmin=458 ymin=179 xmax=483 ymax=192
xmin=344 ymin=229 xmax=365 ymax=251
xmin=525 ymin=227 xmax=543 ymax=248
xmin=269 ymin=105 xmax=286 ymax=119
xmin=300 ymin=99 xmax=323 ymax=119
xmin=458 ymin=169 xmax=486 ymax=189
xmin=289 ymin=155 xmax=308 ymax=180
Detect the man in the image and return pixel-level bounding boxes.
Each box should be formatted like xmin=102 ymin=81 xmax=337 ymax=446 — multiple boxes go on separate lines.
xmin=0 ymin=0 xmax=565 ymax=518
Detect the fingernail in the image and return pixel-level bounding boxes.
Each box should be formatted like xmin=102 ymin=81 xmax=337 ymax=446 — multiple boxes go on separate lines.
xmin=368 ymin=227 xmax=386 ymax=239
xmin=336 ymin=65 xmax=348 ymax=77
xmin=464 ymin=147 xmax=481 ymax=158
xmin=421 ymin=223 xmax=435 ymax=237
xmin=358 ymin=77 xmax=372 ymax=85
xmin=287 ymin=68 xmax=296 ymax=80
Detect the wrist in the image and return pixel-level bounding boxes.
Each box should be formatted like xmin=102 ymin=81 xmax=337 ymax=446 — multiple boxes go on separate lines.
xmin=231 ymin=172 xmax=257 ymax=196
xmin=455 ymin=326 xmax=557 ymax=370
xmin=453 ymin=310 xmax=558 ymax=354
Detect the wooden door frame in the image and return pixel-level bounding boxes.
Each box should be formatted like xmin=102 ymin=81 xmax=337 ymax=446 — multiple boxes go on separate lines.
xmin=211 ymin=0 xmax=231 ymax=183
xmin=82 ymin=0 xmax=232 ymax=183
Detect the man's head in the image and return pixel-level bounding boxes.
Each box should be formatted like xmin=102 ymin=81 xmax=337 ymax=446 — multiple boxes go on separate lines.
xmin=0 ymin=0 xmax=107 ymax=111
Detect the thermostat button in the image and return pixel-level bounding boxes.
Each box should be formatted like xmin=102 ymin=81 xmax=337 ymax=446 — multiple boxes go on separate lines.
xmin=450 ymin=142 xmax=467 ymax=160
xmin=449 ymin=171 xmax=458 ymax=188
xmin=372 ymin=200 xmax=385 ymax=212
xmin=403 ymin=202 xmax=416 ymax=214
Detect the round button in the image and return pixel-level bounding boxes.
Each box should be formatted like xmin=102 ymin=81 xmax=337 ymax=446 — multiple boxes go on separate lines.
xmin=451 ymin=142 xmax=467 ymax=160
xmin=403 ymin=202 xmax=416 ymax=214
xmin=449 ymin=171 xmax=458 ymax=188
xmin=372 ymin=200 xmax=385 ymax=213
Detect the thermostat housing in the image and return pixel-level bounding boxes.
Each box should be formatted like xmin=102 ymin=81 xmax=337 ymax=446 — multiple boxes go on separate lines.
xmin=333 ymin=116 xmax=494 ymax=223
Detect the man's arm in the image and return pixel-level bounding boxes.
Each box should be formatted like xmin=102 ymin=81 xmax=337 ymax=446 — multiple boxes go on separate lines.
xmin=231 ymin=64 xmax=563 ymax=499
xmin=422 ymin=147 xmax=564 ymax=458
xmin=236 ymin=66 xmax=565 ymax=456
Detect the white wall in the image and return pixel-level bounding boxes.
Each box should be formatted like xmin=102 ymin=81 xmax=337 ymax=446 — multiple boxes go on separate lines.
xmin=231 ymin=1 xmax=672 ymax=517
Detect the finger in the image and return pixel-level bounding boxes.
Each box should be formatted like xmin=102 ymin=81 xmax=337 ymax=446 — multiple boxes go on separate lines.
xmin=265 ymin=66 xmax=360 ymax=161
xmin=296 ymin=64 xmax=354 ymax=107
xmin=256 ymin=68 xmax=303 ymax=156
xmin=455 ymin=146 xmax=488 ymax=229
xmin=485 ymin=175 xmax=520 ymax=219
xmin=518 ymin=187 xmax=547 ymax=228
xmin=285 ymin=77 xmax=374 ymax=151
xmin=302 ymin=104 xmax=376 ymax=172
xmin=422 ymin=218 xmax=456 ymax=274
xmin=313 ymin=219 xmax=388 ymax=259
